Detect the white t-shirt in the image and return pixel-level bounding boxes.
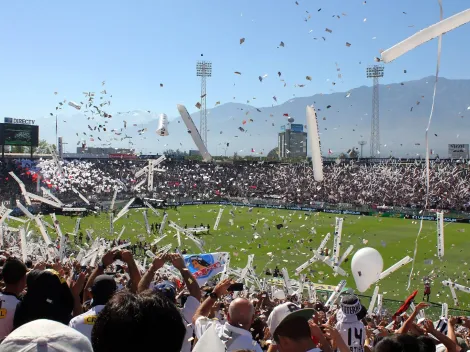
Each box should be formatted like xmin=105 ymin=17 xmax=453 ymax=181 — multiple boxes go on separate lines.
xmin=69 ymin=305 xmax=105 ymax=341
xmin=180 ymin=296 xmax=200 ymax=352
xmin=335 ymin=320 xmax=365 ymax=352
xmin=195 ymin=317 xmax=263 ymax=352
xmin=0 ymin=292 xmax=20 ymax=339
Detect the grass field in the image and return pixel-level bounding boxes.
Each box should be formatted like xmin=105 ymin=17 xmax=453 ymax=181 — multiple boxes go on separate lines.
xmin=49 ymin=205 xmax=470 ymax=312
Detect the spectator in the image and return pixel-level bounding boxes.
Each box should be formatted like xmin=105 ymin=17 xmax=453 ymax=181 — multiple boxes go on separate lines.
xmin=335 ymin=295 xmax=366 ymax=352
xmin=0 ymin=257 xmax=27 ymax=339
xmin=193 ymin=278 xmax=263 ymax=352
xmin=138 ymin=253 xmax=201 ymax=352
xmin=69 ymin=274 xmax=116 ymax=341
xmin=0 ymin=319 xmax=93 ymax=352
xmin=91 ymin=290 xmax=186 ymax=352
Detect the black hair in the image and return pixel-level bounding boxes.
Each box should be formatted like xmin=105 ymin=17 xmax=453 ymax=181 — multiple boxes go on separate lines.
xmin=2 ymin=257 xmax=27 ymax=285
xmin=417 ymin=335 xmax=437 ymax=352
xmin=13 ymin=270 xmax=74 ymax=328
xmin=91 ymin=289 xmax=185 ymax=352
xmin=273 ymin=316 xmax=311 ymax=343
xmin=374 ymin=335 xmax=422 ymax=352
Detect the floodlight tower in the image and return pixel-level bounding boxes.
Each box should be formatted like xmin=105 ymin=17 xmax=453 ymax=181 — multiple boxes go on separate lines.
xmin=366 ymin=65 xmax=384 ymax=158
xmin=358 ymin=140 xmax=367 ymax=159
xmin=196 ymin=59 xmax=212 ymax=148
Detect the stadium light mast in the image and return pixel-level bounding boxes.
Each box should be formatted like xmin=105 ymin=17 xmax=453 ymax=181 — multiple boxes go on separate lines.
xmin=358 ymin=140 xmax=367 ymax=159
xmin=196 ymin=59 xmax=212 ymax=148
xmin=366 ymin=65 xmax=384 ymax=158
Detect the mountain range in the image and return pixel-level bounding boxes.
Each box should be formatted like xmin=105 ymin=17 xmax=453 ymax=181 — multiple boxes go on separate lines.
xmin=37 ymin=76 xmax=470 ymax=157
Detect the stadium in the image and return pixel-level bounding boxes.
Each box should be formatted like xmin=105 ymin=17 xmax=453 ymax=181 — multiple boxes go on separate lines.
xmin=2 ymin=2 xmax=470 ymax=351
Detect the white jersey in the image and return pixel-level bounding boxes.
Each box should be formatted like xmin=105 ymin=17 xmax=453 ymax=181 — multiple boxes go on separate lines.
xmin=180 ymin=296 xmax=200 ymax=352
xmin=69 ymin=305 xmax=105 ymax=341
xmin=0 ymin=292 xmax=20 ymax=339
xmin=335 ymin=320 xmax=365 ymax=352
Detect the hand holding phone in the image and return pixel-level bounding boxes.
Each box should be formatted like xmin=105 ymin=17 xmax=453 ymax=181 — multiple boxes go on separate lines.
xmin=227 ymin=283 xmax=244 ymax=292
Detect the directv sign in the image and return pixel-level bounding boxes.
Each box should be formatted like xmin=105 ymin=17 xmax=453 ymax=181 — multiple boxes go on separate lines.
xmin=4 ymin=117 xmax=36 ymax=125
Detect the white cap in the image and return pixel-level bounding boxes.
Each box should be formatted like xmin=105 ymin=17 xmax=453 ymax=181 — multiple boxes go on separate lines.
xmin=267 ymin=302 xmax=315 ymax=337
xmin=1 ymin=319 xmax=93 ymax=352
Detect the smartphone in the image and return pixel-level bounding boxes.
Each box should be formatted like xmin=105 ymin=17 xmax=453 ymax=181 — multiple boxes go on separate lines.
xmin=114 ymin=252 xmax=122 ymax=261
xmin=227 ymin=283 xmax=244 ymax=292
xmin=457 ymin=317 xmax=463 ymax=324
xmin=81 ymin=266 xmax=87 ymax=273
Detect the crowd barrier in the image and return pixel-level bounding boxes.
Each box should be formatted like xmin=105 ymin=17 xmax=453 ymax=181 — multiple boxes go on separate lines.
xmin=166 ymin=200 xmax=470 ymax=224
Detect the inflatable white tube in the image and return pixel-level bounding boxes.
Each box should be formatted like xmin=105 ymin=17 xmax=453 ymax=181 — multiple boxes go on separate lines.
xmin=381 ymin=8 xmax=470 ymax=63
xmin=306 ymin=106 xmax=324 ymax=182
xmin=156 ymin=113 xmax=169 ymax=136
xmin=177 ymin=104 xmax=212 ymax=162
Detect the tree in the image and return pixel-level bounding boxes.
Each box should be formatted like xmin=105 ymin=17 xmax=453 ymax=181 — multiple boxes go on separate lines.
xmin=33 ymin=140 xmax=56 ymax=155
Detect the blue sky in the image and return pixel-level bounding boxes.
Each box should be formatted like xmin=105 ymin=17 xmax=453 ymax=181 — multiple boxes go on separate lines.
xmin=1 ymin=0 xmax=469 ymax=153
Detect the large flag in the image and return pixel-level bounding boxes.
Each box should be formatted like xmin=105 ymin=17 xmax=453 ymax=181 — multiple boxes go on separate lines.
xmin=183 ymin=252 xmax=229 ymax=285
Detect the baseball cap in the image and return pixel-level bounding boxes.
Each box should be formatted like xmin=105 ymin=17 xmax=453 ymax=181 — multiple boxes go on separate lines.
xmin=267 ymin=302 xmax=315 ymax=336
xmin=91 ymin=275 xmax=117 ymax=305
xmin=154 ymin=280 xmax=177 ymax=302
xmin=0 ymin=319 xmax=93 ymax=352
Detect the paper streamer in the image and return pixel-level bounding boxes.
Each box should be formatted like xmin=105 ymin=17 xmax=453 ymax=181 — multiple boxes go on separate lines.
xmin=376 ymin=256 xmax=413 ymax=282
xmin=19 ymin=227 xmax=27 ymax=263
xmin=325 ymin=280 xmax=347 ymax=306
xmin=150 ymin=234 xmax=167 ymax=246
xmin=449 ymin=285 xmax=459 ymax=306
xmin=381 ymin=8 xmax=470 ymax=63
xmin=86 ymin=229 xmax=93 ymax=242
xmin=147 ymin=160 xmax=155 ymax=191
xmin=26 ymin=193 xmax=61 ymax=208
xmin=74 ymin=218 xmax=81 ymax=235
xmin=114 ymin=198 xmax=135 ymax=223
xmin=7 ymin=215 xmax=27 ymax=223
xmin=333 ymin=217 xmax=343 ymax=266
xmin=144 ymin=201 xmax=160 ymax=216
xmin=16 ymin=201 xmax=34 ymax=220
xmin=437 ymin=211 xmax=444 ymax=258
xmin=281 ymin=268 xmax=294 ymax=295
xmin=41 ymin=187 xmax=63 ymax=206
xmin=34 ymin=216 xmax=52 ymax=245
xmin=368 ymin=286 xmax=380 ymax=315
xmin=377 ymin=294 xmax=383 ymax=316
xmin=160 ymin=213 xmax=168 ymax=235
xmin=110 ymin=188 xmax=118 ymax=211
xmin=109 ymin=213 xmax=114 ymax=235
xmin=306 ymin=105 xmax=324 ymax=182
xmin=9 ymin=172 xmax=31 ymax=205
xmin=111 ymin=242 xmax=132 ymax=251
xmin=406 ymin=0 xmax=443 ymax=291
xmin=297 ymin=274 xmax=306 ymax=301
xmin=213 ymin=208 xmax=224 ymax=231
xmin=143 ymin=210 xmax=151 ymax=235
xmin=337 ymin=245 xmax=354 ymax=267
xmin=116 ymin=226 xmax=126 ymax=242
xmin=307 ymin=284 xmax=317 ymax=303
xmin=51 ymin=214 xmax=65 ymax=261
xmin=156 ymin=113 xmax=169 ymax=136
xmin=0 ymin=206 xmax=12 ymax=227
xmin=71 ymin=187 xmax=90 ymax=205
xmin=177 ymin=104 xmax=212 ymax=162
xmin=220 ymin=255 xmax=231 ymax=281
xmin=441 ymin=303 xmax=448 ymax=319
xmin=442 ymin=280 xmax=470 ymax=294
xmin=0 ymin=225 xmax=3 ymax=248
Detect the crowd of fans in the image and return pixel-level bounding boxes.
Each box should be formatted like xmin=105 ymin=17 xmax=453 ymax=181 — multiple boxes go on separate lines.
xmin=0 ymin=249 xmax=469 ymax=352
xmin=0 ymin=157 xmax=468 ymax=351
xmin=2 ymin=158 xmax=468 ymax=211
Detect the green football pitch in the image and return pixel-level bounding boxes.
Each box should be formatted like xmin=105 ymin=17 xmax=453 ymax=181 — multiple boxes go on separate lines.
xmin=51 ymin=205 xmax=470 ymax=312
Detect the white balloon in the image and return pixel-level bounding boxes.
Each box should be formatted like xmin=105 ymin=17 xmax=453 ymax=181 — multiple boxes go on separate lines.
xmin=156 ymin=113 xmax=169 ymax=136
xmin=273 ymin=290 xmax=286 ymax=300
xmin=351 ymin=247 xmax=383 ymax=293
